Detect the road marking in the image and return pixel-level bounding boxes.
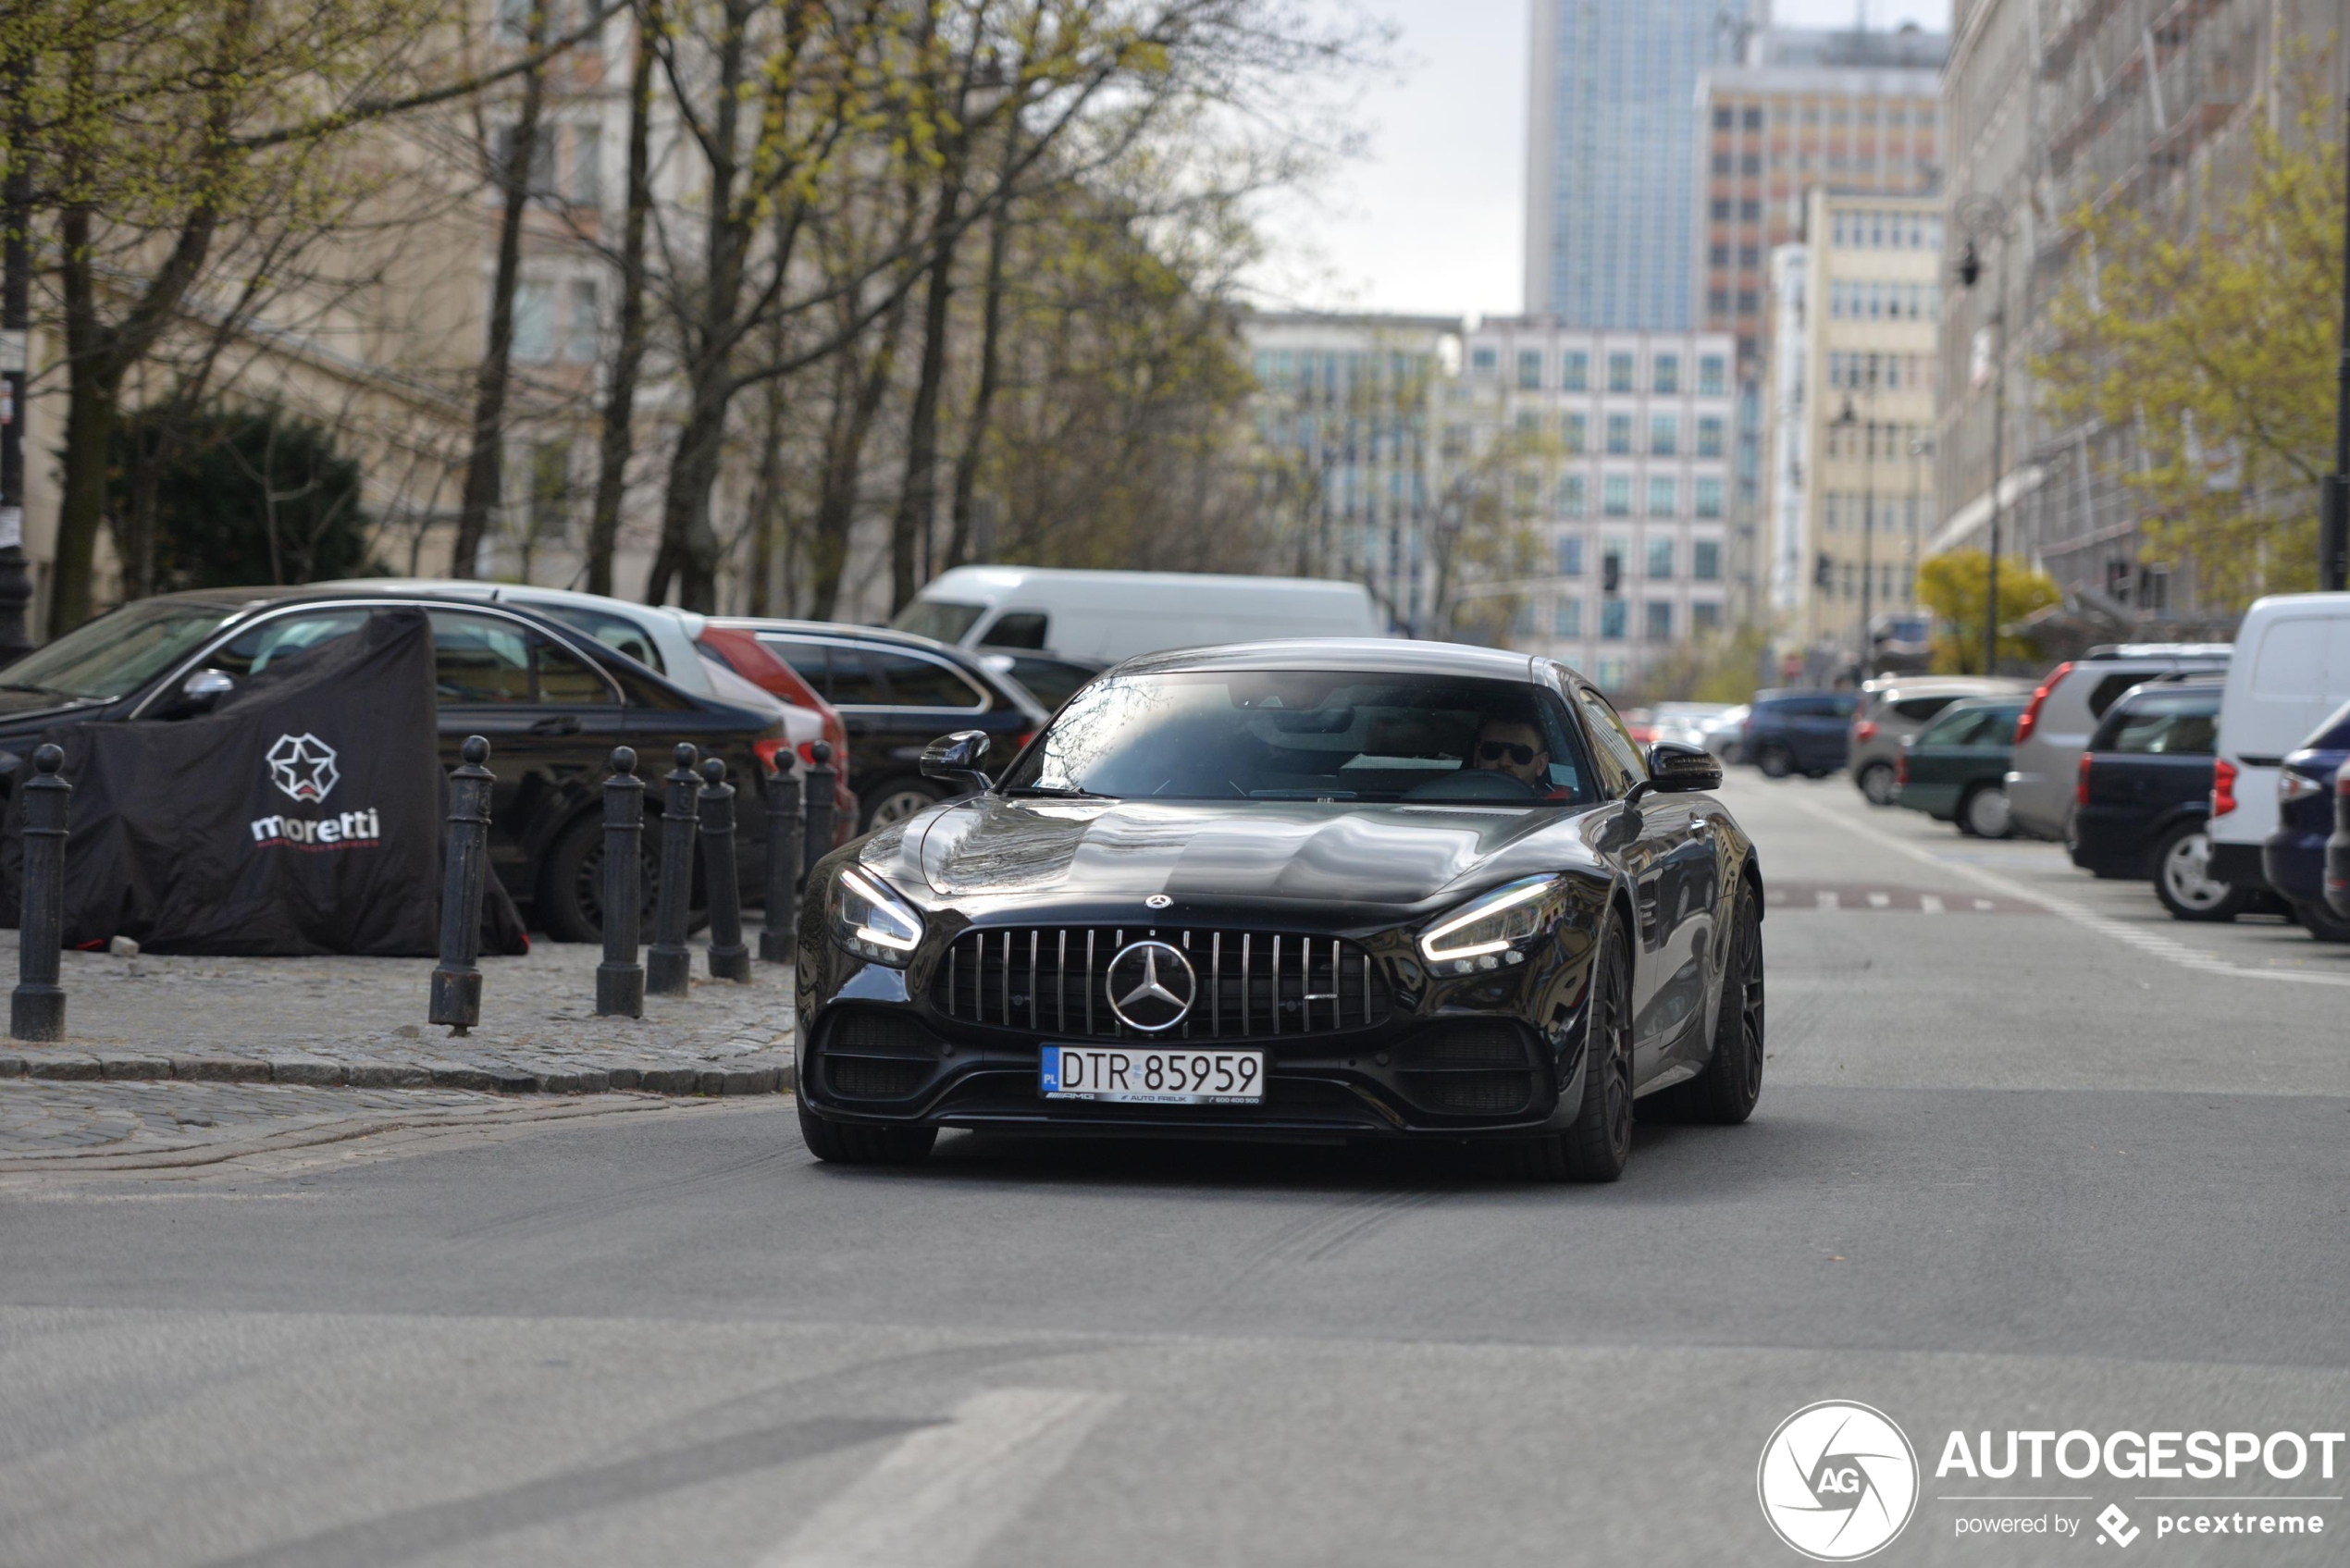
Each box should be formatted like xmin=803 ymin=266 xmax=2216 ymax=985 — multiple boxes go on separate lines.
xmin=1867 ymin=892 xmax=1890 ymax=909
xmin=1790 ymin=796 xmax=2350 ymax=990
xmin=760 ymin=1388 xmax=1121 ymax=1568
xmin=1815 ymin=889 xmax=1839 ymax=910
xmin=1919 ymin=894 xmax=1945 ymax=914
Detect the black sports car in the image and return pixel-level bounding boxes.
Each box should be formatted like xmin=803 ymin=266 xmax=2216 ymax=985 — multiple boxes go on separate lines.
xmin=793 ymin=639 xmax=1766 ymax=1181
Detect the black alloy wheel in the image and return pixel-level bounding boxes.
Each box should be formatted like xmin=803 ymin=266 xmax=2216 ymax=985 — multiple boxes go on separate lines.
xmin=1509 ymin=916 xmax=1635 ymax=1182
xmin=1644 ymin=884 xmax=1764 ymax=1125
xmin=538 ymin=812 xmax=698 ymax=944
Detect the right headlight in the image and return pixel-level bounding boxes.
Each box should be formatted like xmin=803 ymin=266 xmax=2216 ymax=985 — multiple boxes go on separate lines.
xmin=1418 ymin=874 xmax=1568 ymax=974
xmin=829 ymin=866 xmax=925 ymax=966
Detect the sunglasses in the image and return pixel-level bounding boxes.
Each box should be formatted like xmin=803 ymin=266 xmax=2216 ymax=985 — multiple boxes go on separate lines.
xmin=1478 ymin=740 xmax=1539 ymax=766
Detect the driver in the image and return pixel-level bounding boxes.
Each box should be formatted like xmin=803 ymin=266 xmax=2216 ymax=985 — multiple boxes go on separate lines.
xmin=1473 ymin=716 xmax=1552 ymax=789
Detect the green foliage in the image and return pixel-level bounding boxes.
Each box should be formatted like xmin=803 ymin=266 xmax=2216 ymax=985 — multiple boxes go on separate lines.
xmin=1916 ymin=550 xmax=2060 ymax=674
xmin=107 ymin=406 xmax=376 ymax=590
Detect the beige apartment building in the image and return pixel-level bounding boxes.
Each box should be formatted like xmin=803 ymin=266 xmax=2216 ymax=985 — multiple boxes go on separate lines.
xmin=1766 ymin=190 xmax=1942 ymax=664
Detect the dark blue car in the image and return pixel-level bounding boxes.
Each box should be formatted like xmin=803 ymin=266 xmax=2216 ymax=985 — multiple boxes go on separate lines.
xmin=1740 ymin=689 xmax=1857 ymax=778
xmin=2069 ymin=681 xmax=2246 ymax=919
xmin=2263 ymin=698 xmax=2350 ymax=944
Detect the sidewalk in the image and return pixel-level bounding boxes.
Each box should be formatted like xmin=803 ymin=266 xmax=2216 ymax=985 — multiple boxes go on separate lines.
xmin=0 ymin=930 xmax=796 ymax=1096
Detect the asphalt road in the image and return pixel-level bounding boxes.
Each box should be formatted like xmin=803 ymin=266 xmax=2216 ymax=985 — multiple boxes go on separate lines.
xmin=5 ymin=772 xmax=2347 ymax=1568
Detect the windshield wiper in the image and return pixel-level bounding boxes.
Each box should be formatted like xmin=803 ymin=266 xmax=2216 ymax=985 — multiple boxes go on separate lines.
xmin=1003 ymin=784 xmax=1116 ymax=800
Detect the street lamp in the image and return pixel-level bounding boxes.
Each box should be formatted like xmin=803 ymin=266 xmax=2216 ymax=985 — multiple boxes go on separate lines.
xmin=1956 ymin=191 xmax=2010 ymax=675
xmin=1907 ymin=434 xmax=1932 ymax=610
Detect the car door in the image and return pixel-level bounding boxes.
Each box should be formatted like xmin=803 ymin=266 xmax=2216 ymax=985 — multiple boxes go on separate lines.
xmin=1571 ymin=684 xmax=1708 ymax=1076
xmin=754 ymin=634 xmax=874 ymax=790
xmin=854 ymin=643 xmax=1018 ymax=773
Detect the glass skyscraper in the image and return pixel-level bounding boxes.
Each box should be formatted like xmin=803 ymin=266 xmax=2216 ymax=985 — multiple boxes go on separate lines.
xmin=1523 ymin=0 xmax=1758 ymax=329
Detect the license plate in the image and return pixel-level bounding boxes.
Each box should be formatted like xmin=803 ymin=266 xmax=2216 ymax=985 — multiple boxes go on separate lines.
xmin=1040 ymin=1044 xmax=1265 ymax=1105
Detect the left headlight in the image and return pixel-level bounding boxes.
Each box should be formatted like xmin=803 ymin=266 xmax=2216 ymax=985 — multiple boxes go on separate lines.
xmin=1418 ymin=874 xmax=1566 ymax=973
xmin=830 ymin=866 xmax=925 ymax=966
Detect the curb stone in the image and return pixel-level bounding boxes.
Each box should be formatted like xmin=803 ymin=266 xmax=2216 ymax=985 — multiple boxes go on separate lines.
xmin=0 ymin=1049 xmax=794 ymax=1097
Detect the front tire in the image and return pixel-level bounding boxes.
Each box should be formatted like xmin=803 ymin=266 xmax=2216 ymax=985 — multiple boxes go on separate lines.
xmin=2151 ymin=821 xmax=2248 ymax=922
xmin=1643 ymin=883 xmax=1763 ymax=1125
xmin=1858 ymin=761 xmax=1898 ymax=806
xmin=1507 ymin=916 xmax=1634 ymax=1182
xmin=861 ymin=777 xmax=947 ymax=832
xmin=2293 ymin=899 xmax=2350 ymax=944
xmin=797 ymin=1095 xmax=938 ymax=1165
xmin=1960 ymin=783 xmax=2012 ymax=839
xmin=1756 ymin=745 xmax=1794 ymax=780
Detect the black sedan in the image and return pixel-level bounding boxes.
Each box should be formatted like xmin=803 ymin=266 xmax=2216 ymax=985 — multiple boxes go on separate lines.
xmin=0 ymin=586 xmax=790 ymax=940
xmin=792 ymin=639 xmax=1765 ymax=1181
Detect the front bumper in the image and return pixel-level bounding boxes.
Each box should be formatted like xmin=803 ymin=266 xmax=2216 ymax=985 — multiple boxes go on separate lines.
xmin=2262 ymin=829 xmax=2328 ymax=908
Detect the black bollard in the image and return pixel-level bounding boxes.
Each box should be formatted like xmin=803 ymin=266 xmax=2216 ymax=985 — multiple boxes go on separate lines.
xmin=10 ymin=743 xmax=68 ymax=1042
xmin=428 ymin=735 xmax=495 ymax=1035
xmin=596 ymin=746 xmax=645 ymax=1018
xmin=647 ymin=741 xmax=699 ymax=996
xmin=698 ymin=756 xmax=751 ymax=982
xmin=800 ymin=741 xmax=836 ymax=887
xmin=760 ymin=759 xmax=802 ymax=963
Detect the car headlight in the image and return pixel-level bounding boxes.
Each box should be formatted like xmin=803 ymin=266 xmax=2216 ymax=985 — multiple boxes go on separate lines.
xmin=1418 ymin=875 xmax=1565 ymax=974
xmin=830 ymin=866 xmax=925 ymax=966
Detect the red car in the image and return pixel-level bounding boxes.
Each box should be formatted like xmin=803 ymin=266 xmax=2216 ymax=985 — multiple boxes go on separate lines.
xmin=695 ymin=624 xmax=860 ymax=847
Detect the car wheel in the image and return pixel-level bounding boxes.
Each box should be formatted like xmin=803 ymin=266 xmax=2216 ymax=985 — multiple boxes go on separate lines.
xmin=538 ymin=810 xmax=697 ymax=944
xmin=2292 ymin=899 xmax=2350 ymax=944
xmin=1756 ymin=745 xmax=1794 ymax=780
xmin=862 ymin=778 xmax=947 ymax=831
xmin=1643 ymin=883 xmax=1763 ymax=1126
xmin=1960 ymin=783 xmax=2012 ymax=840
xmin=2150 ymin=821 xmax=2248 ymax=922
xmin=797 ymin=1094 xmax=938 ymax=1165
xmin=1858 ymin=762 xmax=1898 ymax=807
xmin=1506 ymin=915 xmax=1633 ymax=1182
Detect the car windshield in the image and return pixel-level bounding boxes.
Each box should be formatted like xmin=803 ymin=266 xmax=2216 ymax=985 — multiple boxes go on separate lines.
xmin=888 ymin=599 xmax=984 ymax=644
xmin=995 ymin=671 xmax=1599 ymax=806
xmin=1 ymin=600 xmax=236 ymax=700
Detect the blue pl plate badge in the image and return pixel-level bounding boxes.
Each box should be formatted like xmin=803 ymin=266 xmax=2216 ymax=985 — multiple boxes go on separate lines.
xmin=1040 ymin=1045 xmax=1063 ymax=1094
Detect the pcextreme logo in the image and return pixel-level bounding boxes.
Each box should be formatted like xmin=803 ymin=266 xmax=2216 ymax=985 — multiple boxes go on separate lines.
xmin=1758 ymin=1401 xmax=1922 ymax=1562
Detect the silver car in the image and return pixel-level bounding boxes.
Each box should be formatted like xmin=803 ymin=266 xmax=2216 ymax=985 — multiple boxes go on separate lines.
xmin=2006 ymin=646 xmax=2232 ymax=841
xmin=1849 ymin=677 xmax=2027 ymax=807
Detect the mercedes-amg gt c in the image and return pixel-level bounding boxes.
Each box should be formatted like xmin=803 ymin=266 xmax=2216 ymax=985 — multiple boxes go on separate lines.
xmin=794 ymin=640 xmax=1765 ymax=1180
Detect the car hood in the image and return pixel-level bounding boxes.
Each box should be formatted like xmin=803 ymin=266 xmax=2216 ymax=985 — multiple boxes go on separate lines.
xmin=900 ymin=795 xmax=1593 ymax=911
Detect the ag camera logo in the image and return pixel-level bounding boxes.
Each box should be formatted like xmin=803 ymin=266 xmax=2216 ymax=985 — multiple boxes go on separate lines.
xmin=1758 ymin=1401 xmax=1920 ymax=1561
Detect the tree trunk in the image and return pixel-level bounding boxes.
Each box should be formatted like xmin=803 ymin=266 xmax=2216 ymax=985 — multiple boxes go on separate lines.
xmin=806 ymin=296 xmax=910 ymax=621
xmin=585 ymin=0 xmax=659 ymax=598
xmin=451 ymin=6 xmax=553 ymax=581
xmin=946 ymin=154 xmax=1018 ymax=573
xmin=885 ymin=153 xmax=969 ymax=611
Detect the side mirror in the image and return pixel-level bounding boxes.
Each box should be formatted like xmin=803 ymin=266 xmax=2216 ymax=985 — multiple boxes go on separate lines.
xmin=920 ymin=729 xmax=993 ymax=795
xmin=180 ymin=668 xmax=236 ymax=711
xmin=1646 ymin=740 xmax=1724 ymax=794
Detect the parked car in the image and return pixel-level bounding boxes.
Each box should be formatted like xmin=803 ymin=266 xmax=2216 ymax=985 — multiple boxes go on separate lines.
xmin=975 ymin=648 xmax=1104 ymax=711
xmin=706 ymin=619 xmax=1049 ymax=830
xmin=1648 ymin=702 xmax=1731 ymax=752
xmin=2328 ymin=758 xmax=2350 ymax=922
xmin=2067 ymin=680 xmax=2245 ymax=920
xmin=1850 ymin=677 xmax=2026 ymax=807
xmin=692 ymin=623 xmax=861 ymax=844
xmin=2260 ymin=697 xmax=2350 ymax=943
xmin=2208 ymin=593 xmax=2350 ymax=903
xmin=0 ymin=587 xmax=789 ymax=942
xmin=1894 ymin=697 xmax=2027 ymax=836
xmin=1698 ymin=703 xmax=1750 ymax=764
xmin=893 ymin=564 xmax=1382 ymax=662
xmin=2007 ymin=644 xmax=2233 ymax=843
xmin=1741 ymin=689 xmax=1857 ymax=778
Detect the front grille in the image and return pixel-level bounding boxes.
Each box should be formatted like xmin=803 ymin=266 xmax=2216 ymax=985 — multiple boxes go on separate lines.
xmin=930 ymin=926 xmax=1390 ymax=1042
xmin=1413 ymin=1070 xmax=1533 ymax=1116
xmin=820 ymin=1011 xmax=940 ymax=1101
xmin=1405 ymin=1022 xmax=1530 ymax=1066
xmin=826 ymin=1057 xmax=928 ymax=1099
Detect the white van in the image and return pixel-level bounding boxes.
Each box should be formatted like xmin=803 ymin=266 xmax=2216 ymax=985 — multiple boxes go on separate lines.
xmin=891 ymin=565 xmax=1382 ymax=663
xmin=2207 ymin=592 xmax=2350 ymax=902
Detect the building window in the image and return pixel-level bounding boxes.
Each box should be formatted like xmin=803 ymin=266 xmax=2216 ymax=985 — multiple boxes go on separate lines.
xmin=1646 ymin=601 xmax=1674 ymax=640
xmin=1602 ymin=475 xmax=1632 ymax=516
xmin=1738 ymin=244 xmax=1759 ymax=267
xmin=1736 ymin=290 xmax=1758 ymax=314
xmin=1694 ymin=477 xmax=1724 ymax=518
xmin=565 ymin=278 xmax=599 ymax=362
xmin=1554 ymin=598 xmax=1583 ymax=638
xmin=1692 ymin=601 xmax=1722 ymax=634
xmin=571 ymin=127 xmax=601 ymax=205
xmin=1712 ymin=152 xmax=1732 ymax=176
xmin=1693 ymin=539 xmax=1722 ymax=580
xmin=1699 ymin=356 xmax=1726 ymax=396
xmin=1696 ymin=416 xmax=1725 ymax=458
xmin=1707 ymin=289 xmax=1730 ymax=315
xmin=1713 ymin=106 xmax=1733 ymax=130
xmin=1562 ymin=412 xmax=1587 ymax=455
xmin=1470 ymin=346 xmax=1497 ymax=375
xmin=1742 ymin=106 xmax=1762 ymax=130
xmin=1711 ymin=198 xmax=1732 ymax=221
xmin=1601 ymin=599 xmax=1627 ymax=640
xmin=512 ymin=279 xmax=554 ymax=361
xmin=1710 ymin=243 xmax=1730 ymax=266
xmin=1557 ymin=531 xmax=1584 ymax=575
xmin=1646 ymin=476 xmax=1676 ymax=518
xmin=1607 ymin=352 xmax=1635 ymax=393
xmin=1738 ymin=199 xmax=1760 ymax=220
xmin=1605 ymin=414 xmax=1632 ymax=455
xmin=1561 ymin=351 xmax=1589 ymax=390
xmin=1652 ymin=353 xmax=1679 ymax=394
xmin=1515 ymin=408 xmax=1542 ymax=437
xmin=1739 ymin=153 xmax=1761 ymax=175
xmin=1516 ymin=349 xmax=1542 ymax=389
xmin=1650 ymin=414 xmax=1677 ymax=456
xmin=1647 ymin=537 xmax=1675 ymax=577
xmin=1558 ymin=475 xmax=1585 ymax=518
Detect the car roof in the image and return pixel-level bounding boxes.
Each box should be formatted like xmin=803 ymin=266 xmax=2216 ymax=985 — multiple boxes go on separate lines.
xmin=2078 ymin=643 xmax=2232 ymax=661
xmin=709 ymin=616 xmax=977 ymax=661
xmin=1111 ymin=638 xmax=1540 ymax=683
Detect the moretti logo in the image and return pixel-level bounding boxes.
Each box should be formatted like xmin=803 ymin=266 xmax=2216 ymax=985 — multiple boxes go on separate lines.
xmin=251 ymin=733 xmax=382 ymax=850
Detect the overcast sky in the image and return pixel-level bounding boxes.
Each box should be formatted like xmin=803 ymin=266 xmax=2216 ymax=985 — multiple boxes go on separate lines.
xmin=1244 ymin=0 xmax=1951 ymax=319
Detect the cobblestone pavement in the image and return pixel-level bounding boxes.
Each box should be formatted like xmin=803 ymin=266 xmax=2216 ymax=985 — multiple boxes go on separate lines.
xmin=0 ymin=927 xmax=796 ymax=1096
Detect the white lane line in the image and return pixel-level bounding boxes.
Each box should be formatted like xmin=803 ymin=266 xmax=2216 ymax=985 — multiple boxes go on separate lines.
xmin=1867 ymin=892 xmax=1891 ymax=909
xmin=1815 ymin=889 xmax=1840 ymax=910
xmin=1787 ymin=796 xmax=2350 ymax=990
xmin=1919 ymin=894 xmax=1945 ymax=915
xmin=761 ymin=1388 xmax=1122 ymax=1568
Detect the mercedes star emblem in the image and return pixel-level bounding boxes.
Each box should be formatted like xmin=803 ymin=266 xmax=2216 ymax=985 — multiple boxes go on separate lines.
xmin=1105 ymin=940 xmax=1197 ymax=1032
xmin=1144 ymin=894 xmax=1173 ymax=909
